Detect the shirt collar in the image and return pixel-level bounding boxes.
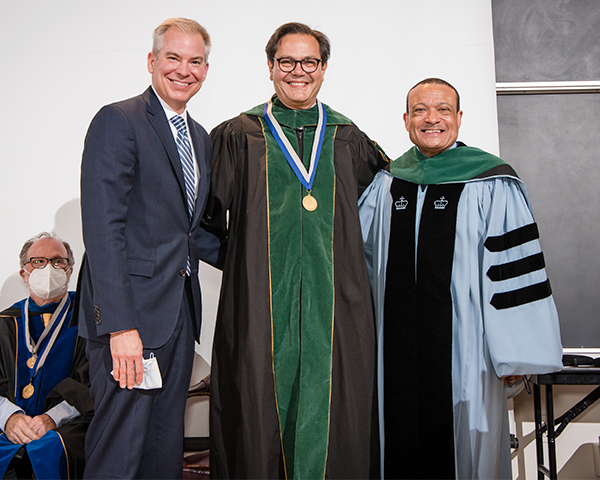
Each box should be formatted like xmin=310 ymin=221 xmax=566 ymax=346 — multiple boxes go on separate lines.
xmin=151 ymin=85 xmax=188 ymax=121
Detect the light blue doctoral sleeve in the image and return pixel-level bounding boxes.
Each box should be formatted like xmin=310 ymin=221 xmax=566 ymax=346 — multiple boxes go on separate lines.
xmin=451 ymin=177 xmax=561 ymax=479
xmin=45 ymin=401 xmax=81 ymax=428
xmin=480 ymin=178 xmax=563 ymax=376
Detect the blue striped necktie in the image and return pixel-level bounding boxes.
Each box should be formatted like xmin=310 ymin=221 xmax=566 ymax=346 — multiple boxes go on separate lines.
xmin=170 ymin=115 xmax=196 ymax=219
xmin=170 ymin=115 xmax=196 ymax=275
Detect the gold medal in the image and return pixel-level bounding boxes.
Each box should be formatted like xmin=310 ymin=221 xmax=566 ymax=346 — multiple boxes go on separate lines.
xmin=302 ymin=193 xmax=318 ymax=211
xmin=27 ymin=356 xmax=36 ymax=369
xmin=22 ymin=384 xmax=34 ymax=399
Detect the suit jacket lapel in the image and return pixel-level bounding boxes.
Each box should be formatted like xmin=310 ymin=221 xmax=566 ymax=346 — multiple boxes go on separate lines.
xmin=144 ymin=88 xmax=187 ymax=198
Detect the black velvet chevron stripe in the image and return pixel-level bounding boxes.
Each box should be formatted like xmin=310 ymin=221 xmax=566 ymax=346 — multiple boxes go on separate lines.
xmin=487 ymin=252 xmax=546 ymax=281
xmin=484 ymin=223 xmax=540 ymax=252
xmin=490 ymin=279 xmax=552 ymax=309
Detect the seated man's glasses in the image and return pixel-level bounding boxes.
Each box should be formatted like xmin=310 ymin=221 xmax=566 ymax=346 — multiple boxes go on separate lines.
xmin=274 ymin=57 xmax=323 ymax=74
xmin=26 ymin=257 xmax=70 ymax=270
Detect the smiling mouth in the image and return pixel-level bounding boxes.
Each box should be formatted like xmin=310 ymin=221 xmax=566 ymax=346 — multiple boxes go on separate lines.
xmin=171 ymin=79 xmax=192 ymax=87
xmin=423 ymin=129 xmax=443 ymax=133
xmin=288 ymin=81 xmax=307 ymax=86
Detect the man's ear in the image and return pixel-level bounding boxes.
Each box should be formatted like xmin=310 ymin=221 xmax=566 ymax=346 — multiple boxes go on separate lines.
xmin=147 ymin=52 xmax=156 ymax=74
xmin=268 ymin=60 xmax=275 ymax=81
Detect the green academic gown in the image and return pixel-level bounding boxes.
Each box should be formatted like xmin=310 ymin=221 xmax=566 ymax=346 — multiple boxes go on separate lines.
xmin=206 ymin=97 xmax=388 ymax=479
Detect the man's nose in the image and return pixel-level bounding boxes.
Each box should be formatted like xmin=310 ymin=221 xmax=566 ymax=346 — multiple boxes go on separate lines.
xmin=176 ymin=61 xmax=191 ymax=76
xmin=291 ymin=61 xmax=305 ymax=75
xmin=424 ymin=109 xmax=440 ymax=123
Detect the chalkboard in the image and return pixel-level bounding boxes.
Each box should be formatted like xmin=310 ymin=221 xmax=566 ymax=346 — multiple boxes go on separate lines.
xmin=493 ymin=0 xmax=600 ymax=347
xmin=492 ymin=0 xmax=600 ymax=82
xmin=496 ymin=93 xmax=600 ymax=347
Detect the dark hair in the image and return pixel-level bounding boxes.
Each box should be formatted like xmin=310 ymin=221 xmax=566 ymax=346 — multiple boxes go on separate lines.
xmin=19 ymin=232 xmax=75 ymax=269
xmin=265 ymin=22 xmax=331 ymax=64
xmin=406 ymin=77 xmax=460 ymax=113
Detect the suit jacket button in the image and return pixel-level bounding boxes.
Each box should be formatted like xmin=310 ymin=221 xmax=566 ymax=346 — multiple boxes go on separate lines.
xmin=179 ymin=269 xmax=186 ymax=277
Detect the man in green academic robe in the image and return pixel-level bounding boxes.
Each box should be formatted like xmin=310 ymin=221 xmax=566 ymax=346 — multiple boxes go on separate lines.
xmin=205 ymin=22 xmax=388 ymax=479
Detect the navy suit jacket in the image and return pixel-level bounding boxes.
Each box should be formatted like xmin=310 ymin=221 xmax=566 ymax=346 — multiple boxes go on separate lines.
xmin=77 ymin=87 xmax=220 ymax=348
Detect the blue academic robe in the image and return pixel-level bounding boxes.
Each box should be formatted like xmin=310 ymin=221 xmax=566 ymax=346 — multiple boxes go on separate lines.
xmin=0 ymin=292 xmax=91 ymax=479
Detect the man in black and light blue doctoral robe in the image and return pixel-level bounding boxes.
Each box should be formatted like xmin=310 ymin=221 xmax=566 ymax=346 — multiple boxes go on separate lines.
xmin=359 ymin=78 xmax=563 ymax=479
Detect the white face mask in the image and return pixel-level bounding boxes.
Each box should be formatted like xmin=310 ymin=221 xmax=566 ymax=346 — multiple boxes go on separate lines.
xmin=25 ymin=265 xmax=68 ymax=300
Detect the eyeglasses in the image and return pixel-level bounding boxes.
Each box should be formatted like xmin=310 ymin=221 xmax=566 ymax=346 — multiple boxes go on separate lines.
xmin=274 ymin=57 xmax=323 ymax=74
xmin=26 ymin=257 xmax=71 ymax=270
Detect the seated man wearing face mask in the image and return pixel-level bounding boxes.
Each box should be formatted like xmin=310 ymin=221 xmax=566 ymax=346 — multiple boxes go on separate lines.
xmin=0 ymin=232 xmax=92 ymax=480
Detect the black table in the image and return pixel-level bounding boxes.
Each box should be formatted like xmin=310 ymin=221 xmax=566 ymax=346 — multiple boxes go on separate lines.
xmin=531 ymin=367 xmax=600 ymax=479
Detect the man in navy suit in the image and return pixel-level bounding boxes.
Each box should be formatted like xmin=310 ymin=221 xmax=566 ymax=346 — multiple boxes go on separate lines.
xmin=77 ymin=17 xmax=220 ymax=479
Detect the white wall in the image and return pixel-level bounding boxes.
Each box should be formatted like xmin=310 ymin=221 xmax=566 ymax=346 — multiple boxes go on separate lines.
xmin=0 ymin=0 xmax=499 ymax=362
xmin=0 ymin=0 xmax=499 ymax=445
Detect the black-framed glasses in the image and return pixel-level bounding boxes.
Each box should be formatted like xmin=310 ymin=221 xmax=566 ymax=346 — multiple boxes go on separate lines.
xmin=26 ymin=257 xmax=70 ymax=270
xmin=274 ymin=57 xmax=322 ymax=74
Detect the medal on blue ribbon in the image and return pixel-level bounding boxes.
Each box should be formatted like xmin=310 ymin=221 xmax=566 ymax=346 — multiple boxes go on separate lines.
xmin=263 ymin=98 xmax=327 ymax=211
xmin=21 ymin=295 xmax=71 ymax=399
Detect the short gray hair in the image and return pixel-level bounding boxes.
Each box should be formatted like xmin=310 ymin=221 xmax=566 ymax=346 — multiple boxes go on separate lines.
xmin=19 ymin=232 xmax=75 ymax=269
xmin=152 ymin=17 xmax=211 ymax=60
